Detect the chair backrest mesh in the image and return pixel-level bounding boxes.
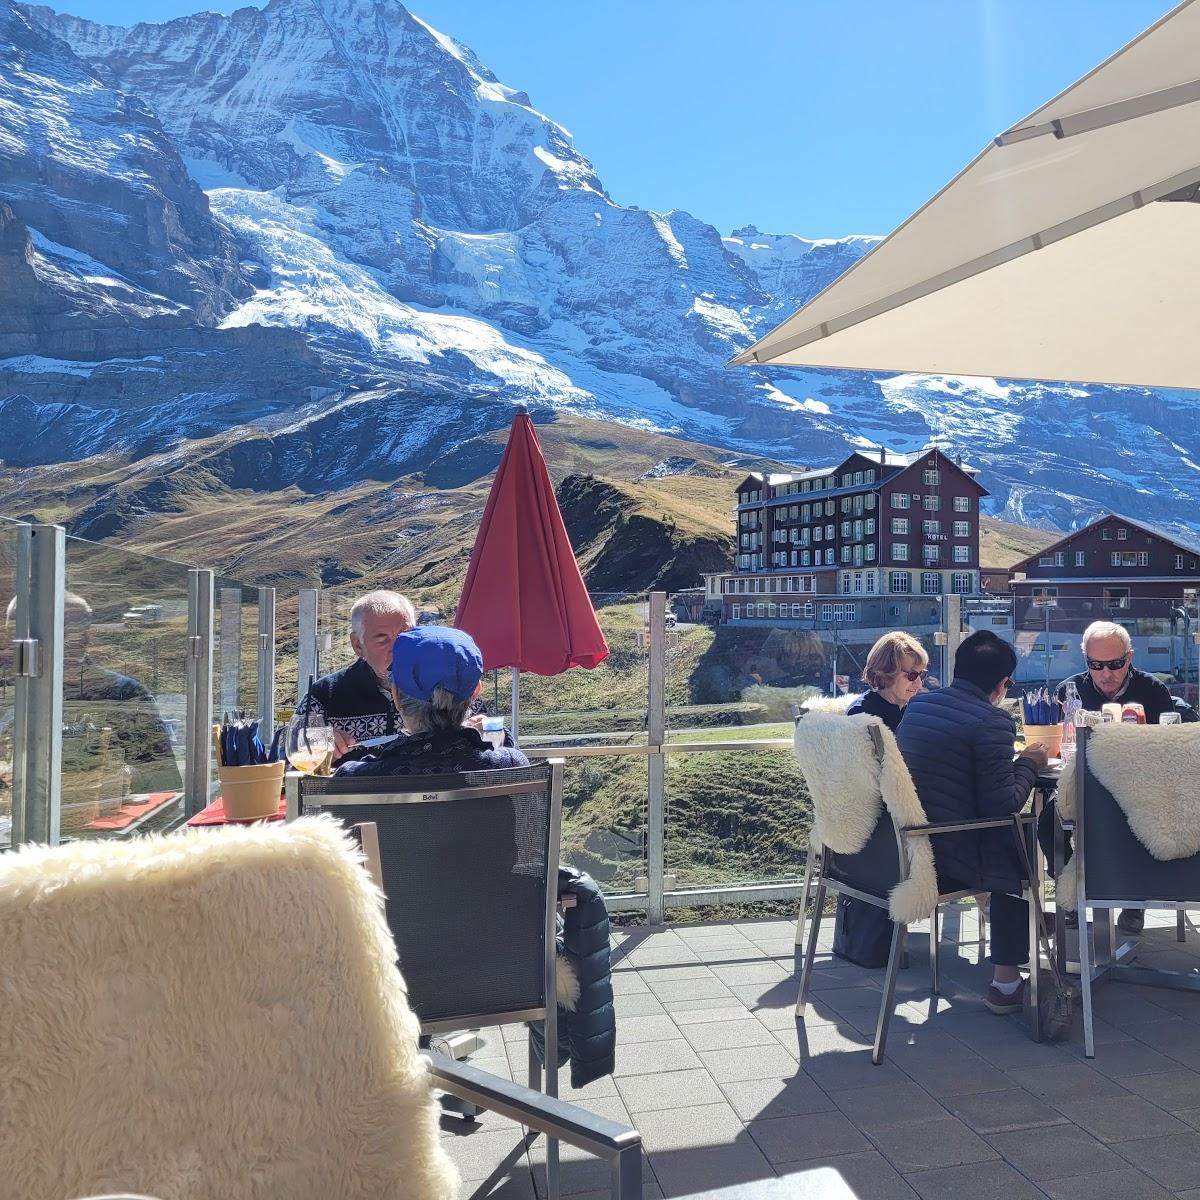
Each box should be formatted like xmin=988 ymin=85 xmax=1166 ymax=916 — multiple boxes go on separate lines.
xmin=824 ymin=811 xmax=902 ymax=899
xmin=1083 ymin=760 xmax=1200 ymax=902
xmin=301 ymin=764 xmax=552 ymax=1027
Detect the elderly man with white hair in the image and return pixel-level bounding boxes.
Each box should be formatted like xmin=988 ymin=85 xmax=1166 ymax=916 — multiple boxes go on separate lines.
xmin=296 ymin=589 xmax=416 ymax=761
xmin=1055 ymin=620 xmax=1176 ymax=727
xmin=1048 ymin=619 xmax=1182 ymax=935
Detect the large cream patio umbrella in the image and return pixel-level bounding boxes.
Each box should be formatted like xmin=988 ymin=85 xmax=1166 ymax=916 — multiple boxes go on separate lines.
xmin=731 ymin=0 xmax=1200 ymax=390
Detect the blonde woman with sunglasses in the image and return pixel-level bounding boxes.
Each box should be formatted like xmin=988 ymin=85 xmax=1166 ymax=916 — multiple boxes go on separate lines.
xmin=846 ymin=631 xmax=930 ymax=732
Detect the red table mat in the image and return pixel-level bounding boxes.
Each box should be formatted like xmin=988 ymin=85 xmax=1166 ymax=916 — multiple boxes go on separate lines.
xmin=188 ymin=792 xmax=287 ymax=827
xmin=85 ymin=792 xmax=180 ymax=832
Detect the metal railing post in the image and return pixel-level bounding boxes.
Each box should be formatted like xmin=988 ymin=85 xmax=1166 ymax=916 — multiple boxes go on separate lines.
xmin=185 ymin=569 xmax=214 ymax=816
xmin=11 ymin=524 xmax=64 ymax=846
xmin=297 ymin=588 xmax=319 ymax=702
xmin=219 ymin=586 xmax=241 ymax=717
xmin=647 ymin=591 xmax=667 ymax=925
xmin=258 ymin=587 xmax=276 ymax=741
xmin=944 ymin=593 xmax=962 ymax=682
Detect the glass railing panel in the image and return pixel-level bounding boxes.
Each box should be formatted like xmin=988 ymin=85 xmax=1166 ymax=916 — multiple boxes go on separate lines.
xmin=60 ymin=537 xmax=189 ymax=840
xmin=211 ymin=579 xmax=263 ymax=799
xmin=965 ymin=594 xmax=1196 ymax=707
xmin=667 ymin=594 xmax=946 ymax=737
xmin=549 ymin=752 xmax=647 ymax=896
xmin=0 ymin=518 xmax=19 ymax=849
xmin=663 ymin=745 xmax=809 ymax=891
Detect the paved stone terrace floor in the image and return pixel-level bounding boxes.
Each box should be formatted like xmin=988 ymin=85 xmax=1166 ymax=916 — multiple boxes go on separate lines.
xmin=439 ymin=909 xmax=1200 ymax=1200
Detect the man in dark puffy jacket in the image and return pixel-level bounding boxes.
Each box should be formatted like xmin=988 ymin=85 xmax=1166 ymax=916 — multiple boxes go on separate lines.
xmin=897 ymin=631 xmax=1049 ymax=1015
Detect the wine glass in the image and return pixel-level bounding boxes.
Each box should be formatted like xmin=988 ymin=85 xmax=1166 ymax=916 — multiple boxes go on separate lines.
xmin=286 ymin=711 xmax=338 ymax=774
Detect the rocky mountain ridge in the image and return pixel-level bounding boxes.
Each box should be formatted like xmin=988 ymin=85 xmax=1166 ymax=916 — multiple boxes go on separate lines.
xmin=3 ymin=0 xmax=1199 ymax=537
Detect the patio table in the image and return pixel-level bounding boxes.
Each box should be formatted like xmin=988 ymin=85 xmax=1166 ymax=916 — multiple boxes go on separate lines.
xmin=186 ymin=792 xmax=286 ymax=828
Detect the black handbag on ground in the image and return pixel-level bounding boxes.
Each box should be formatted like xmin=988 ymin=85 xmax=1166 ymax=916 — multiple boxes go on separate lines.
xmin=832 ymin=894 xmax=894 ymax=968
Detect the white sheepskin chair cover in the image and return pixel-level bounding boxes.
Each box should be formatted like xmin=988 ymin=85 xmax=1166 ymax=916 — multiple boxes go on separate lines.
xmin=794 ymin=710 xmax=939 ymax=923
xmin=1056 ymin=724 xmax=1200 ymax=911
xmin=0 ymin=816 xmax=459 ymax=1200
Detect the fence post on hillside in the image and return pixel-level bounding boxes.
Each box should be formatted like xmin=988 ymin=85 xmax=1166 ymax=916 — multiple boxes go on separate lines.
xmin=10 ymin=523 xmax=64 ymax=846
xmin=185 ymin=569 xmax=214 ymax=817
xmin=647 ymin=591 xmax=667 ymax=924
xmin=257 ymin=587 xmax=276 ymax=741
xmin=944 ymin=593 xmax=962 ymax=683
xmin=297 ymin=589 xmax=319 ymax=703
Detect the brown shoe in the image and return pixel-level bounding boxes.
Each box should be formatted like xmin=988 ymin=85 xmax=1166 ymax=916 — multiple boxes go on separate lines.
xmin=985 ymin=979 xmax=1027 ymax=1015
xmin=1117 ymin=909 xmax=1145 ymax=936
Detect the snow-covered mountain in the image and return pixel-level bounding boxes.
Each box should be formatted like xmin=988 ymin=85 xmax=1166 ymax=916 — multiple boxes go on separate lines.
xmin=6 ymin=0 xmax=1200 ymax=533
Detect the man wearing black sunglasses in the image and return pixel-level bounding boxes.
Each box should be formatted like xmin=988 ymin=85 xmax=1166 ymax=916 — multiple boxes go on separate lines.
xmin=1051 ymin=621 xmax=1190 ymax=935
xmin=1055 ymin=620 xmax=1178 ymax=729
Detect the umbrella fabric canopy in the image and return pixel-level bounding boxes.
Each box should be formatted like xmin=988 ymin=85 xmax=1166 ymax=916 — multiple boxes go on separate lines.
xmin=456 ymin=412 xmax=609 ymax=677
xmin=732 ymin=0 xmax=1200 ymax=390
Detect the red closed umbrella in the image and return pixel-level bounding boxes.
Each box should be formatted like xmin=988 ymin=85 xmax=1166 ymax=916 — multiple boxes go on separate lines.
xmin=455 ymin=411 xmax=609 ymax=734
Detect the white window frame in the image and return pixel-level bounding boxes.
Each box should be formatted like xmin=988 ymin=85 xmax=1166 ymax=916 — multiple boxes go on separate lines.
xmin=952 ymin=572 xmax=973 ymax=595
xmin=1075 ymin=551 xmax=1086 ymax=566
xmin=954 ymin=521 xmax=970 ymax=538
xmin=891 ymin=493 xmax=910 ymax=509
xmin=953 ymin=496 xmax=970 ymax=512
xmin=890 ymin=571 xmax=911 ymax=594
xmin=1118 ymin=528 xmax=1128 ymax=540
xmin=921 ymin=571 xmax=940 ymax=594
xmin=953 ymin=545 xmax=970 ymax=563
xmin=892 ymin=543 xmax=909 ymax=561
xmin=891 ymin=517 xmax=909 ymax=535
xmin=922 ymin=469 xmax=940 ymax=485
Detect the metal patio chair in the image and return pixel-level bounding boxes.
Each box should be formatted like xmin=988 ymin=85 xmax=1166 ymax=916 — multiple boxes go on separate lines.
xmin=794 ymin=715 xmax=1042 ymax=1063
xmin=1062 ymin=726 xmax=1200 ymax=1058
xmin=291 ymin=760 xmax=641 ymax=1200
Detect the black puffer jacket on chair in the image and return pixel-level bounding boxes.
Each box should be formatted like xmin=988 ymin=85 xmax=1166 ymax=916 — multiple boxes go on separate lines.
xmin=528 ymin=866 xmax=616 ymax=1088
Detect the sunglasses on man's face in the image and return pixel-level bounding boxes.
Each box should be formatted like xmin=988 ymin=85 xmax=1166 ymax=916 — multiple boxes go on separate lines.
xmin=1086 ymin=654 xmax=1129 ymax=672
xmin=900 ymin=669 xmax=929 ymax=683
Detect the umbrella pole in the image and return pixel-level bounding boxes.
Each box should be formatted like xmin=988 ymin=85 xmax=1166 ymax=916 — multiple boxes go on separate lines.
xmin=511 ymin=671 xmax=520 ymax=743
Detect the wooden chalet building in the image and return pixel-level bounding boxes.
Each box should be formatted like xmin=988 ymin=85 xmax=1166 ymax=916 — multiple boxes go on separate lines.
xmin=721 ymin=447 xmax=987 ymax=621
xmin=1009 ymin=513 xmax=1200 ymax=631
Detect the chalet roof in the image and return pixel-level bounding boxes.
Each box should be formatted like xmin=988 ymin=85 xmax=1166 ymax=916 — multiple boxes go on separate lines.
xmin=1014 ymin=512 xmax=1200 ymax=569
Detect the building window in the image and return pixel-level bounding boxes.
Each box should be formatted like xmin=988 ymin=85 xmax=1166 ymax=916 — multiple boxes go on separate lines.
xmin=953 ymin=546 xmax=970 ymax=563
xmin=923 ymin=546 xmax=940 ymax=565
xmin=854 ymin=471 xmax=863 ymax=485
xmin=825 ymin=548 xmax=835 ymax=565
xmin=890 ymin=571 xmax=911 ymax=593
xmin=952 ymin=573 xmax=973 ymax=594
xmin=1139 ymin=551 xmax=1148 ymax=566
xmin=1039 ymin=555 xmax=1054 ymax=567
xmin=954 ymin=521 xmax=970 ymax=538
xmin=923 ymin=520 xmax=941 ymax=537
xmin=922 ymin=495 xmax=940 ymax=511
xmin=922 ymin=571 xmax=940 ymax=594
xmin=923 ymin=469 xmax=940 ymax=485
xmin=853 ymin=572 xmax=864 ymax=593
xmin=1054 ymin=551 xmax=1065 ymax=567
xmin=853 ymin=520 xmax=863 ymax=540
xmin=1075 ymin=551 xmax=1086 ymax=566
xmin=853 ymin=544 xmax=863 ymax=566
xmin=1177 ymin=554 xmax=1185 ymax=570
xmin=825 ymin=500 xmax=835 ymax=516
xmin=865 ymin=493 xmax=876 ymax=510
xmin=1103 ymin=588 xmax=1130 ymax=609
xmin=801 ymin=503 xmax=810 ymax=521
xmin=954 ymin=496 xmax=970 ymax=512
xmin=866 ymin=573 xmax=877 ymax=593
xmin=865 ymin=543 xmax=876 ymax=561
xmin=891 ymin=517 xmax=909 ymax=535
xmin=825 ymin=524 xmax=834 ymax=540
xmin=801 ymin=550 xmax=811 ymax=566
xmin=865 ymin=469 xmax=875 ymax=484
xmin=892 ymin=543 xmax=909 ymax=561
xmin=731 ymin=604 xmax=740 ymax=619
xmin=768 ymin=603 xmax=777 ymax=617
xmin=821 ymin=603 xmax=834 ymax=621
xmin=1032 ymin=587 xmax=1058 ymax=606
xmin=1118 ymin=528 xmax=1128 ymax=540
xmin=840 ymin=546 xmax=852 ymax=563
xmin=891 ymin=493 xmax=910 ymax=509
xmin=865 ymin=518 xmax=876 ymax=535
xmin=1111 ymin=550 xmax=1138 ymax=567
xmin=841 ymin=573 xmax=851 ymax=594
xmin=841 ymin=497 xmax=851 ymax=513
xmin=841 ymin=521 xmax=851 ymax=538
xmin=1102 ymin=528 xmax=1112 ymax=541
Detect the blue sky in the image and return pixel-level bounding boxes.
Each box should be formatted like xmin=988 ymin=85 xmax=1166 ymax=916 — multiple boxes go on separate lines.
xmin=55 ymin=0 xmax=1180 ymax=237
